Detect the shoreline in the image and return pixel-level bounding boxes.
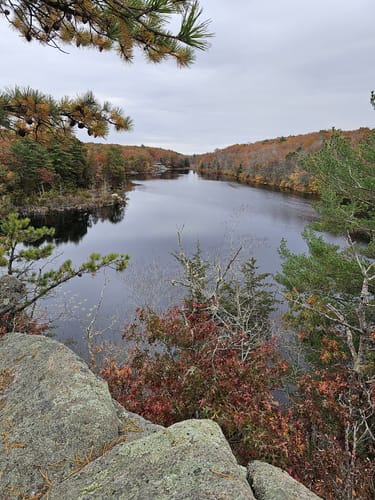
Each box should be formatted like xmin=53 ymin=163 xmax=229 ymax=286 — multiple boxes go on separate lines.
xmin=195 ymin=170 xmax=319 ymax=198
xmin=2 ymin=187 xmax=131 ymax=217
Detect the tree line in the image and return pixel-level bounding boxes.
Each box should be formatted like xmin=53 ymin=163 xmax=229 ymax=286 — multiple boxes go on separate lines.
xmin=192 ymin=128 xmax=372 ymax=194
xmin=0 ymin=132 xmax=189 ymax=207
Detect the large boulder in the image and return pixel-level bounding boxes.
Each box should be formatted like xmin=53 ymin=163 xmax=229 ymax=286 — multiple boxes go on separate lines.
xmin=0 ymin=333 xmax=161 ymax=498
xmin=247 ymin=461 xmax=321 ymax=500
xmin=50 ymin=419 xmax=255 ymax=499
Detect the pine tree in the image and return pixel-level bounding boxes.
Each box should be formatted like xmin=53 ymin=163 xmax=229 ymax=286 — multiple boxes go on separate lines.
xmin=0 ymin=87 xmax=132 ymax=141
xmin=0 ymin=213 xmax=129 ymax=330
xmin=277 ymin=130 xmax=375 ymax=376
xmin=0 ymin=1 xmax=212 ymax=66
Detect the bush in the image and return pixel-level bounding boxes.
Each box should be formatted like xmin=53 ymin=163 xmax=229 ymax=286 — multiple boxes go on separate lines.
xmin=102 ymin=304 xmax=294 ymax=465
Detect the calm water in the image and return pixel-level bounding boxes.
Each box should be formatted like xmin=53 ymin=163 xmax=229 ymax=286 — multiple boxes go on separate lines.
xmin=31 ymin=171 xmax=317 ymax=357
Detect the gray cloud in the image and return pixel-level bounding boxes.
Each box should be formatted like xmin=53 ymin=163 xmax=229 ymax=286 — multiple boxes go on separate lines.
xmin=0 ymin=0 xmax=374 ymax=154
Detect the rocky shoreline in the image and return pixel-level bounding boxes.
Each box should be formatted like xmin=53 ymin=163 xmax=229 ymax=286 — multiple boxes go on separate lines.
xmin=11 ymin=189 xmax=128 ymax=217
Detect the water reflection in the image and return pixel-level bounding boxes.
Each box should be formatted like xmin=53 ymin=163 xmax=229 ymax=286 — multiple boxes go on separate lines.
xmin=129 ymin=169 xmax=190 ymax=181
xmin=30 ymin=203 xmax=127 ymax=245
xmin=29 ymin=170 xmax=190 ymax=246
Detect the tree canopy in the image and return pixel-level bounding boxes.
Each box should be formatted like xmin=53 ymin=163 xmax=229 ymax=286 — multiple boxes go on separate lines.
xmin=303 ymin=130 xmax=375 ymax=247
xmin=0 ymin=0 xmax=212 ymax=66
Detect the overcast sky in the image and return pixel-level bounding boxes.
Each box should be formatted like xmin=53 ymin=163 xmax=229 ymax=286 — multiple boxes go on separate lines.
xmin=1 ymin=0 xmax=374 ymax=154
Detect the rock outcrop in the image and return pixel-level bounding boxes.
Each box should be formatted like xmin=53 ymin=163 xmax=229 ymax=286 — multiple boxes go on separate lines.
xmin=0 ymin=333 xmax=321 ymax=499
xmin=0 ymin=333 xmax=161 ymax=498
xmin=0 ymin=275 xmax=26 ymax=317
xmin=51 ymin=419 xmax=254 ymax=500
xmin=247 ymin=461 xmax=321 ymax=500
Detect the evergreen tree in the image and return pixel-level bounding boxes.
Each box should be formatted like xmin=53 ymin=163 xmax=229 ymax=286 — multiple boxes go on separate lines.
xmin=0 ymin=213 xmax=129 ymax=329
xmin=0 ymin=87 xmax=132 ymax=141
xmin=103 ymin=145 xmax=126 ymax=188
xmin=10 ymin=137 xmax=53 ymax=195
xmin=0 ymin=1 xmax=212 ymax=66
xmin=48 ymin=136 xmax=88 ymax=188
xmin=276 ymin=131 xmax=375 ymax=499
xmin=0 ymin=4 xmax=211 ymax=142
xmin=277 ymin=130 xmax=375 ymax=376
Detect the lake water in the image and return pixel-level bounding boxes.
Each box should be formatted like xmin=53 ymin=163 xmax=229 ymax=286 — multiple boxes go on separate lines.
xmin=31 ymin=171 xmax=318 ymax=358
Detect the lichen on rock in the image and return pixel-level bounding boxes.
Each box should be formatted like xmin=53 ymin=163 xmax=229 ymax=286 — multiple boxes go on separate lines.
xmin=50 ymin=419 xmax=255 ymax=500
xmin=247 ymin=461 xmax=321 ymax=500
xmin=0 ymin=275 xmax=26 ymax=317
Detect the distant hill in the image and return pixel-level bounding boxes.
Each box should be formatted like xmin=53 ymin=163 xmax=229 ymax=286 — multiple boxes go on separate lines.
xmin=85 ymin=143 xmax=189 ymax=175
xmin=190 ymin=128 xmax=371 ymax=193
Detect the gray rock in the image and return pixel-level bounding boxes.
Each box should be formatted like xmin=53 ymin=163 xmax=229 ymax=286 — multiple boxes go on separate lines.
xmin=247 ymin=461 xmax=322 ymax=500
xmin=0 ymin=275 xmax=26 ymax=316
xmin=0 ymin=333 xmax=160 ymax=498
xmin=50 ymin=419 xmax=255 ymax=499
xmin=112 ymin=399 xmax=164 ymax=444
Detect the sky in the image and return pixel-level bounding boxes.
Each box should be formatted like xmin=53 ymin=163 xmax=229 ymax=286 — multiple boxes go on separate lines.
xmin=0 ymin=0 xmax=375 ymax=154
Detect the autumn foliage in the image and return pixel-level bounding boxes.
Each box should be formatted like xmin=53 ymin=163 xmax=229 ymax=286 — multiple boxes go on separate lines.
xmin=0 ymin=134 xmax=187 ymax=206
xmin=291 ymin=367 xmax=375 ymax=499
xmin=0 ymin=1 xmax=212 ymax=67
xmin=192 ymin=128 xmax=371 ymax=194
xmin=102 ymin=305 xmax=295 ymax=464
xmin=102 ymin=303 xmax=375 ymax=499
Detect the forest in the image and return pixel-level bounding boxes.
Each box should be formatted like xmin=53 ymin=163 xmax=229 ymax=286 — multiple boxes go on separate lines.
xmin=0 ymin=130 xmax=188 ymax=213
xmin=1 ymin=126 xmax=374 ymax=500
xmin=192 ymin=128 xmax=372 ymax=193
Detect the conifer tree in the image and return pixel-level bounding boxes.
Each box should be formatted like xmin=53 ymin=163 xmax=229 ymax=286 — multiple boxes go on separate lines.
xmin=277 ymin=130 xmax=375 ymax=376
xmin=0 ymin=1 xmax=212 ymax=66
xmin=0 ymin=213 xmax=129 ymax=329
xmin=0 ymin=2 xmax=212 ymax=140
xmin=0 ymin=87 xmax=132 ymax=141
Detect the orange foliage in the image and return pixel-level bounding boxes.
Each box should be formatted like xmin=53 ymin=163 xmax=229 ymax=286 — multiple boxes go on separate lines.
xmin=85 ymin=143 xmax=186 ymax=174
xmin=193 ymin=128 xmax=371 ymax=194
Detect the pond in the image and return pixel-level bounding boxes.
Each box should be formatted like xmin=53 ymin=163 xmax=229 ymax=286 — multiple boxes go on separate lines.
xmin=30 ymin=171 xmax=318 ymax=358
